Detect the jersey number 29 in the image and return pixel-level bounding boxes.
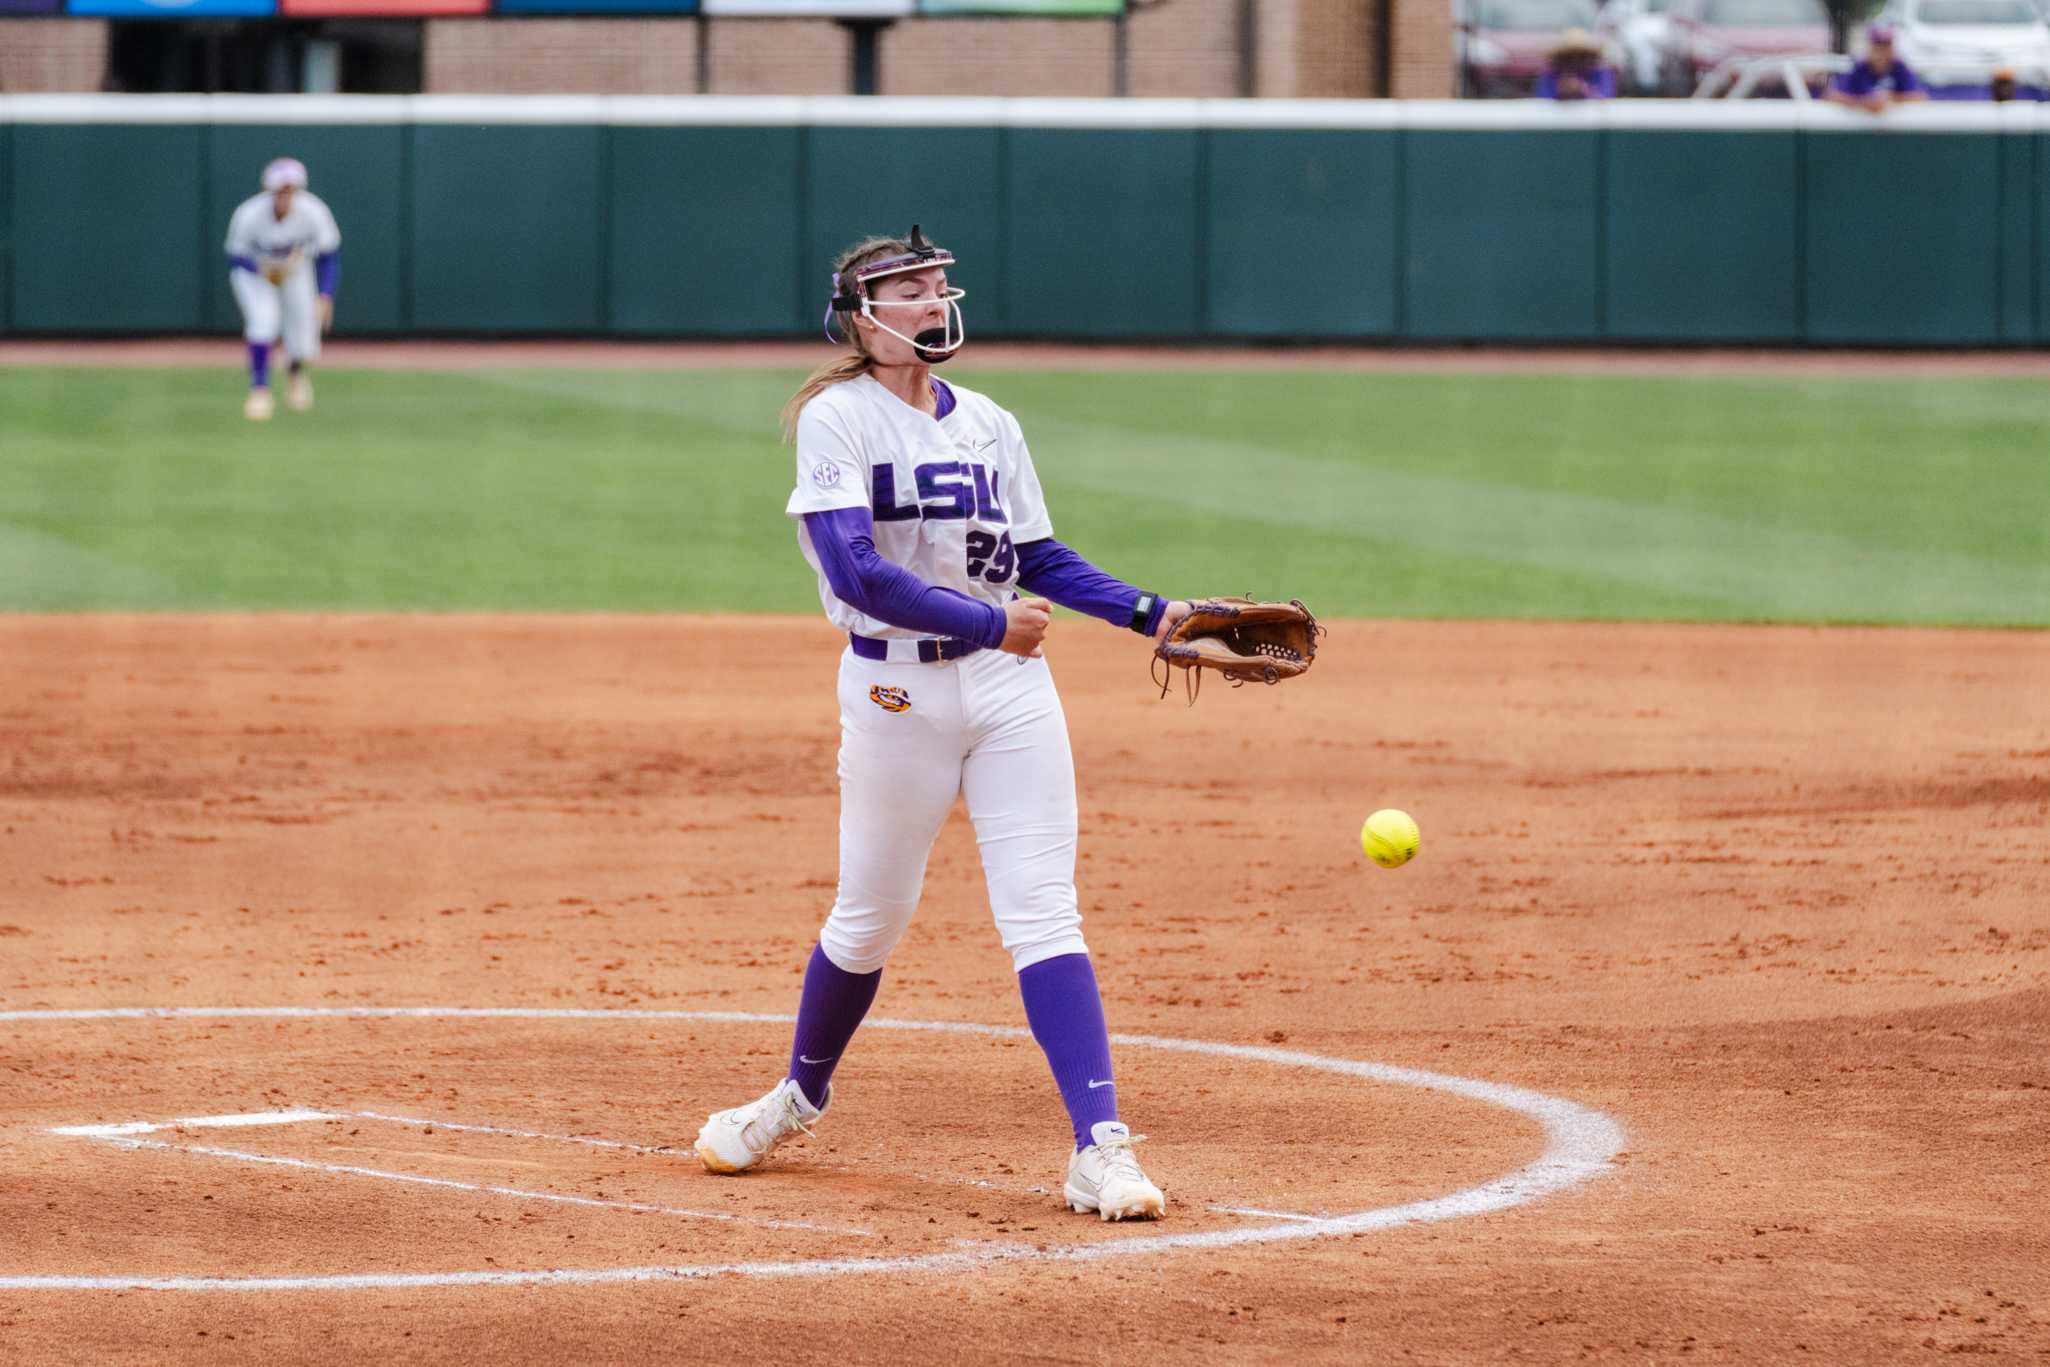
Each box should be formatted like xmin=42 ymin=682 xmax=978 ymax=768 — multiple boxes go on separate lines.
xmin=966 ymin=531 xmax=1016 ymax=585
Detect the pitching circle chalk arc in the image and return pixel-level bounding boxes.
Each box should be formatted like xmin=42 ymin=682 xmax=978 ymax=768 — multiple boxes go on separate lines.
xmin=0 ymin=1006 xmax=1626 ymax=1293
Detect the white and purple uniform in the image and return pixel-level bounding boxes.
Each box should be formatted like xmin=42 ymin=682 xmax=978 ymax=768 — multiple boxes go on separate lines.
xmin=225 ymin=189 xmax=340 ymax=371
xmin=779 ymin=370 xmax=1168 ymax=1146
xmin=790 ymin=373 xmax=1164 ymax=654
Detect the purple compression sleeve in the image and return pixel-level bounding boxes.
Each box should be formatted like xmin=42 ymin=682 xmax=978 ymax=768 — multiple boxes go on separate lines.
xmin=315 ymin=249 xmax=341 ymax=297
xmin=1014 ymin=538 xmax=1166 ymax=635
xmin=804 ymin=507 xmax=1007 ymax=648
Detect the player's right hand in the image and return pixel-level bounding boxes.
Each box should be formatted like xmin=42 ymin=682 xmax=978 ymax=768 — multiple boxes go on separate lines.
xmin=1000 ymin=597 xmax=1052 ymax=658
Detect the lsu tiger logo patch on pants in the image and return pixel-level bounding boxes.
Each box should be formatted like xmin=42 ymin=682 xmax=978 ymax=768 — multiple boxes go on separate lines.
xmin=869 ymin=685 xmax=912 ymax=714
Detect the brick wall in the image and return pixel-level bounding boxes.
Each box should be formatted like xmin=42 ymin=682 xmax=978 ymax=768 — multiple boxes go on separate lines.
xmin=1251 ymin=0 xmax=1298 ymax=96
xmin=425 ymin=18 xmax=701 ymax=94
xmin=0 ymin=19 xmax=107 ymax=93
xmin=425 ymin=16 xmax=854 ymax=96
xmin=0 ymin=0 xmax=1440 ymax=100
xmin=704 ymin=18 xmax=847 ymax=96
xmin=1293 ymin=0 xmax=1377 ymax=97
xmin=425 ymin=0 xmax=1445 ymax=100
xmin=1389 ymin=0 xmax=1453 ymax=97
xmin=881 ymin=18 xmax=1113 ymax=97
xmin=1128 ymin=0 xmax=1243 ymax=98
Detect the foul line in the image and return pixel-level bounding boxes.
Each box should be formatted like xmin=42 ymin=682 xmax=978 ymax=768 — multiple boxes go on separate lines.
xmin=91 ymin=1136 xmax=871 ymax=1239
xmin=350 ymin=1109 xmax=672 ymax=1156
xmin=50 ymin=1108 xmax=867 ymax=1239
xmin=52 ymin=1108 xmax=332 ymax=1138
xmin=0 ymin=1006 xmax=1626 ymax=1292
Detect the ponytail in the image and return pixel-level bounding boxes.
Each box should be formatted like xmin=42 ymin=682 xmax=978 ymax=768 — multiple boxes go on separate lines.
xmin=782 ymin=233 xmax=913 ymax=444
xmin=781 ymin=352 xmax=874 ymax=444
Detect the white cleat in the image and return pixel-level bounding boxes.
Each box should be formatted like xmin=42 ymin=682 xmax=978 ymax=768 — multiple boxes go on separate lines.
xmin=287 ymin=372 xmax=314 ymax=412
xmin=1064 ymin=1121 xmax=1165 ymax=1222
xmin=694 ymin=1078 xmax=826 ymax=1175
xmin=243 ymin=388 xmax=274 ymax=421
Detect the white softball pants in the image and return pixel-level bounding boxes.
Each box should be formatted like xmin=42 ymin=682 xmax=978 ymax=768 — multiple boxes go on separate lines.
xmin=819 ymin=645 xmax=1088 ymax=975
xmin=230 ymin=265 xmax=321 ymax=363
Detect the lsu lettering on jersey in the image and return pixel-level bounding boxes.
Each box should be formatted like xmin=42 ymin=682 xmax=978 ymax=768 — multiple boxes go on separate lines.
xmin=787 ymin=374 xmax=1054 ymax=640
xmin=225 ymin=191 xmax=341 ymax=282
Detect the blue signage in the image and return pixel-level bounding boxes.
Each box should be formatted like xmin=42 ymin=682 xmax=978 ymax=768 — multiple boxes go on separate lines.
xmin=69 ymin=0 xmax=276 ymax=14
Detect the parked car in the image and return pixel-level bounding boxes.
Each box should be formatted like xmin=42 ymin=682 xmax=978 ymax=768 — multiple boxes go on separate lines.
xmin=1879 ymin=0 xmax=2050 ymax=90
xmin=1456 ymin=0 xmax=1614 ymax=96
xmin=1660 ymin=0 xmax=1831 ymax=94
xmin=1598 ymin=0 xmax=1684 ymax=93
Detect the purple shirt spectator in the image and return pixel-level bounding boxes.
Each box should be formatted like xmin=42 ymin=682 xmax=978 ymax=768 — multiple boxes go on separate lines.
xmin=1537 ymin=64 xmax=1618 ymax=99
xmin=1833 ymin=57 xmax=1924 ymax=97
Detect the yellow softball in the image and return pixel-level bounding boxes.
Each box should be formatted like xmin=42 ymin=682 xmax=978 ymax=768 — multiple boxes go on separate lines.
xmin=1361 ymin=808 xmax=1420 ymax=869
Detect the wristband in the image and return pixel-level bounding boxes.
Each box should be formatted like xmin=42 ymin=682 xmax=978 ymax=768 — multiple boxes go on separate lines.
xmin=1129 ymin=592 xmax=1158 ymax=635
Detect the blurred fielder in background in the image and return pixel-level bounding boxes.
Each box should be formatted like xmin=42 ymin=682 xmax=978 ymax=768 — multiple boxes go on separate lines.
xmin=225 ymin=157 xmax=342 ymax=422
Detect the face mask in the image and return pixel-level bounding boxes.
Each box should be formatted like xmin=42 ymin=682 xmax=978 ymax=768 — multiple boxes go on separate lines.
xmin=823 ymin=224 xmax=967 ymax=363
xmin=858 ymin=292 xmax=968 ymax=364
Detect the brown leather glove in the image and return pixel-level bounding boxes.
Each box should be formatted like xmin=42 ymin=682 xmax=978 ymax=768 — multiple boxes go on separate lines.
xmin=1151 ymin=597 xmax=1323 ymax=702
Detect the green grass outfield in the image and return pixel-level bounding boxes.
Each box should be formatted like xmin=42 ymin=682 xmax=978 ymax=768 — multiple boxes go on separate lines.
xmin=3 ymin=365 xmax=2045 ymax=625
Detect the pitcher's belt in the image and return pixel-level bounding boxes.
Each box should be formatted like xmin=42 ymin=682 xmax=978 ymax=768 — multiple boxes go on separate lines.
xmin=849 ymin=633 xmax=984 ymax=664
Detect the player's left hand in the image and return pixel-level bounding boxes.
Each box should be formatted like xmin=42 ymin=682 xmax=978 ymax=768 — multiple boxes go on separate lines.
xmin=318 ymin=296 xmax=334 ymax=333
xmin=1152 ymin=600 xmax=1193 ymax=642
xmin=1150 ymin=597 xmax=1323 ymax=702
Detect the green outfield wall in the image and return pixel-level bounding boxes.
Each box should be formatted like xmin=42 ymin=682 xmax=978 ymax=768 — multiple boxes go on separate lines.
xmin=1 ymin=96 xmax=2045 ymax=345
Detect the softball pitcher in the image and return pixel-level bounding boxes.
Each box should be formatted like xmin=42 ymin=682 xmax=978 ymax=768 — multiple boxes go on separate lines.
xmin=225 ymin=157 xmax=341 ymax=422
xmin=695 ymin=228 xmax=1191 ymax=1221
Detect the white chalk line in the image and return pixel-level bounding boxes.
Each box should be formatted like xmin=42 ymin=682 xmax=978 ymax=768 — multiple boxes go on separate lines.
xmin=813 ymin=1163 xmax=1307 ymax=1222
xmin=92 ymin=1137 xmax=872 ymax=1239
xmin=56 ymin=1104 xmax=1298 ymax=1225
xmin=52 ymin=1108 xmax=334 ymax=1138
xmin=53 ymin=1110 xmax=869 ymax=1240
xmin=350 ymin=1109 xmax=673 ymax=1156
xmin=0 ymin=1006 xmax=1625 ymax=1292
xmin=1206 ymin=1205 xmax=1328 ymax=1223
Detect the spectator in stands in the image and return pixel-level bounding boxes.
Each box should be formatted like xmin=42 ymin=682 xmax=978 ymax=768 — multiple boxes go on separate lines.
xmin=1537 ymin=30 xmax=1618 ymax=100
xmin=1825 ymin=23 xmax=1929 ymax=111
xmin=1989 ymin=66 xmax=2019 ymax=100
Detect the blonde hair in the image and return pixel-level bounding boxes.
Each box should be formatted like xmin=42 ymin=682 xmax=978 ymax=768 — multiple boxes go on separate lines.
xmin=781 ymin=235 xmax=911 ymax=443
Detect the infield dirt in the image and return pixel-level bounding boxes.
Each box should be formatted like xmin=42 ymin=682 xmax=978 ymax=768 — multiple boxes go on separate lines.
xmin=2 ymin=615 xmax=2046 ymax=1363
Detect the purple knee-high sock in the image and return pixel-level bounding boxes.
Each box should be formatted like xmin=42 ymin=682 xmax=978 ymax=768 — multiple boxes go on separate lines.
xmin=786 ymin=943 xmax=881 ymax=1110
xmin=247 ymin=341 xmax=271 ymax=389
xmin=1018 ymin=953 xmax=1120 ymax=1150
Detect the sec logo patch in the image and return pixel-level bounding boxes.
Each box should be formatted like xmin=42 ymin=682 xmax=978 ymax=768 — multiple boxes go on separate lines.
xmin=869 ymin=685 xmax=911 ymax=714
xmin=810 ymin=460 xmax=844 ymax=489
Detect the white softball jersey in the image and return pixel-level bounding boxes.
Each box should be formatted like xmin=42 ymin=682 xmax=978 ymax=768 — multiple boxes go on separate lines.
xmin=226 ymin=191 xmax=341 ymax=360
xmin=225 ymin=190 xmax=341 ymax=282
xmin=786 ymin=373 xmax=1054 ymax=641
xmin=785 ymin=372 xmax=1087 ymax=977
